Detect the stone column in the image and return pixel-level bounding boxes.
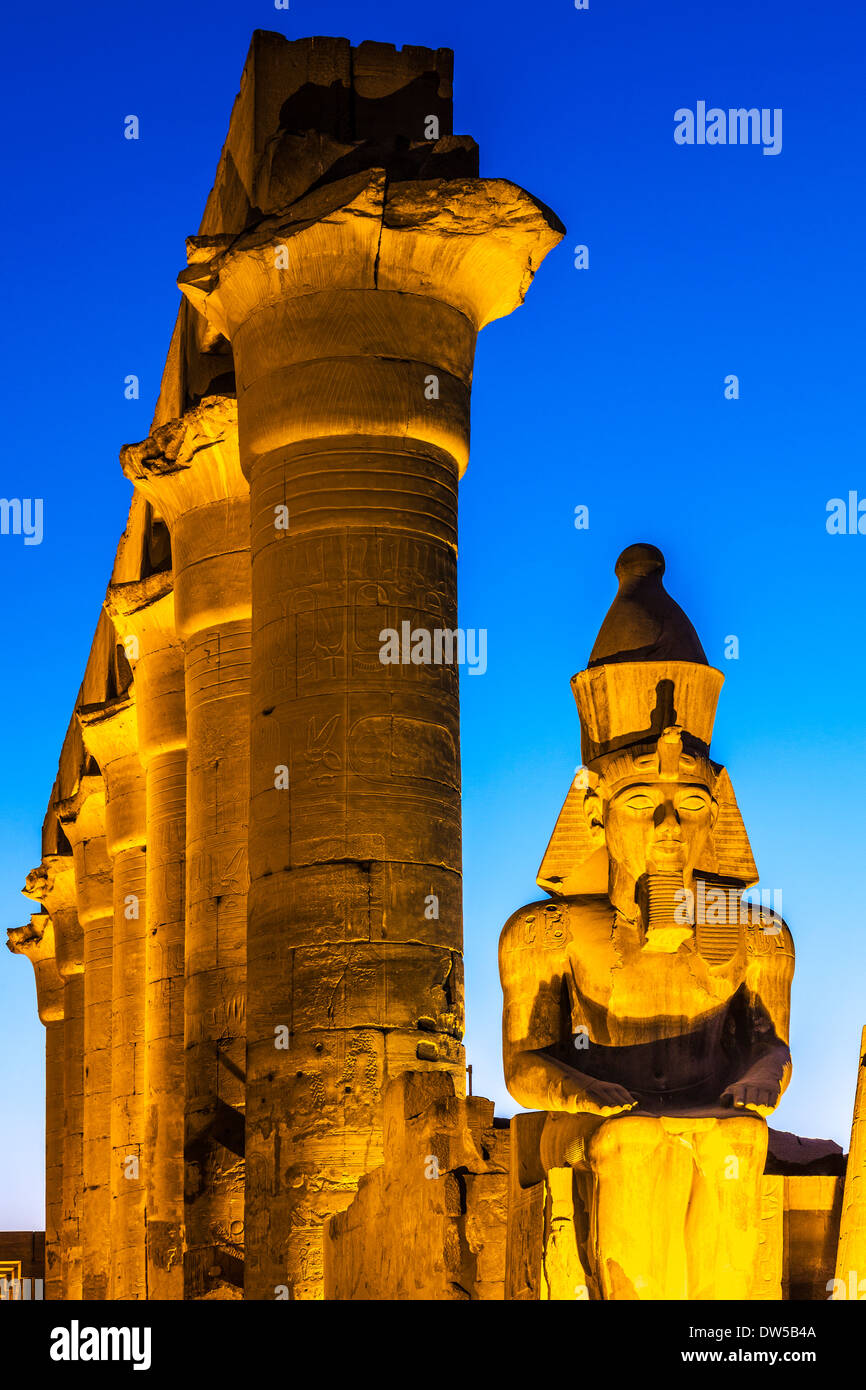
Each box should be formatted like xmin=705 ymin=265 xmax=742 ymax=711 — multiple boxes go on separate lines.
xmin=6 ymin=915 xmax=65 ymax=1300
xmin=835 ymin=1025 xmax=866 ymax=1293
xmin=22 ymin=855 xmax=85 ymax=1299
xmin=122 ymin=399 xmax=250 ymax=1300
xmin=179 ymin=172 xmax=562 ymax=1297
xmin=58 ymin=777 xmax=114 ymax=1300
xmin=78 ymin=692 xmax=147 ymax=1300
xmin=106 ymin=573 xmax=187 ymax=1300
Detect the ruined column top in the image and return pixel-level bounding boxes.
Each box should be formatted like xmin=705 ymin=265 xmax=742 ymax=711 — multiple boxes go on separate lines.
xmin=78 ymin=689 xmax=139 ymax=771
xmin=7 ymin=916 xmax=65 ymax=1023
xmin=22 ymin=854 xmax=77 ymax=913
xmin=180 ymin=168 xmax=564 ymax=340
xmin=120 ymin=396 xmax=245 ymax=525
xmin=106 ymin=569 xmax=174 ymax=625
xmin=56 ymin=774 xmax=106 ymax=843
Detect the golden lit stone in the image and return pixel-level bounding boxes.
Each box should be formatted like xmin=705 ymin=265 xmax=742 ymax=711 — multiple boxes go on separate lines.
xmin=499 ymin=544 xmax=793 ymax=1299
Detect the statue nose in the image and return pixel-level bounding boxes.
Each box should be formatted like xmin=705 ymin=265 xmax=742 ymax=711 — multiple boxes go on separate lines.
xmin=654 ymin=802 xmax=681 ymax=833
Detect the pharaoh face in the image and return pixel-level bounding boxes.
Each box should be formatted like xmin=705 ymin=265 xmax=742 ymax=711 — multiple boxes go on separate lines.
xmin=601 ymin=779 xmax=717 ymax=884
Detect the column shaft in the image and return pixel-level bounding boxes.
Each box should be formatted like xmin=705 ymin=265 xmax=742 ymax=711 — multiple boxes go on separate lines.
xmin=245 ymin=438 xmax=464 ymax=1298
xmin=62 ymin=972 xmax=85 ymax=1299
xmin=121 ymin=400 xmax=251 ymax=1299
xmin=7 ymin=912 xmax=67 ymax=1300
xmin=144 ymin=747 xmax=186 ymax=1296
xmin=41 ymin=876 xmax=85 ymax=1301
xmin=45 ymin=1018 xmax=65 ymax=1299
xmin=107 ymin=575 xmax=189 ymax=1299
xmin=77 ymin=701 xmax=148 ymax=1301
xmin=74 ymin=823 xmax=114 ymax=1300
xmin=110 ymin=842 xmax=147 ymax=1297
xmin=836 ymin=1025 xmax=866 ymax=1288
xmin=183 ymin=616 xmax=249 ymax=1294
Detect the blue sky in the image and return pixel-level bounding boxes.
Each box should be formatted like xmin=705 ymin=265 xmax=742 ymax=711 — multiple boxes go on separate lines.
xmin=2 ymin=0 xmax=865 ymax=1226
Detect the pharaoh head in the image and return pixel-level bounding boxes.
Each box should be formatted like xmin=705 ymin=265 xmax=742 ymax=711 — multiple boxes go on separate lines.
xmin=584 ymin=728 xmax=719 ymax=900
xmin=538 ymin=545 xmax=757 ymax=941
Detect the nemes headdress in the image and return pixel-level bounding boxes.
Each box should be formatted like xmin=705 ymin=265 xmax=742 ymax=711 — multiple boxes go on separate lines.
xmin=537 ymin=544 xmax=757 ymax=894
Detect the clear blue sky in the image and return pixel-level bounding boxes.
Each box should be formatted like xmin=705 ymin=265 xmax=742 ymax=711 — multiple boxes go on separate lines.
xmin=2 ymin=0 xmax=865 ymax=1226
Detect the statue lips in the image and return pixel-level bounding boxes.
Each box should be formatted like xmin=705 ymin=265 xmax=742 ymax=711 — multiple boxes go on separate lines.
xmin=650 ymin=841 xmax=685 ymax=863
xmin=646 ymin=846 xmax=688 ymax=885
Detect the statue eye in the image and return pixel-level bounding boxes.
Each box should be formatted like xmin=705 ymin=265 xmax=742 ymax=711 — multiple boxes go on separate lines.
xmin=625 ymin=793 xmax=654 ymax=811
xmin=679 ymin=794 xmax=708 ymax=812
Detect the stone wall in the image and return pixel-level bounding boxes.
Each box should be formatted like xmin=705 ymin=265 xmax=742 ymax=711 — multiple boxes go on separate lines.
xmin=324 ymin=1072 xmax=509 ymax=1299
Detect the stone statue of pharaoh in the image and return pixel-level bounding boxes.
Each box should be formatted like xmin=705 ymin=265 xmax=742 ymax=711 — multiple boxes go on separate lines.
xmin=499 ymin=544 xmax=794 ymax=1299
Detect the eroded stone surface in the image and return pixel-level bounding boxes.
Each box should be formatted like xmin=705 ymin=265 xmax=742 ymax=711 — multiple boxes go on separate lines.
xmin=324 ymin=1072 xmax=509 ymax=1300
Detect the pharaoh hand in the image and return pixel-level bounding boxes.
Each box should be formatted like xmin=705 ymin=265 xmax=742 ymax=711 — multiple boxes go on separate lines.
xmin=567 ymin=1070 xmax=638 ymax=1116
xmin=722 ymin=1078 xmax=781 ymax=1114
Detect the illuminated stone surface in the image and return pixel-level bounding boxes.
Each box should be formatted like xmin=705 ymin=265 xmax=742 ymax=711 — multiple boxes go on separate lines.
xmin=57 ymin=778 xmax=114 ymax=1302
xmin=23 ymin=853 xmax=85 ymax=1297
xmin=6 ymin=916 xmax=64 ymax=1300
xmin=106 ymin=574 xmax=187 ymax=1300
xmin=78 ymin=692 xmax=147 ymax=1301
xmin=123 ymin=399 xmax=251 ymax=1300
xmin=5 ymin=32 xmax=561 ymax=1301
xmin=834 ymin=1026 xmax=866 ymax=1296
xmin=324 ymin=1072 xmax=509 ymax=1300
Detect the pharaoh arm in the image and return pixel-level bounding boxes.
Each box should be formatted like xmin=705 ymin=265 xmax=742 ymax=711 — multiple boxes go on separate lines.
xmin=499 ymin=908 xmax=637 ymax=1117
xmin=720 ymin=918 xmax=794 ymax=1116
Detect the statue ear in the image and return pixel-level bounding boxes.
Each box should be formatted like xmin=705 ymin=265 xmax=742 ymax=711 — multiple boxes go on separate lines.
xmin=583 ymin=788 xmax=606 ymax=846
xmin=709 ymin=797 xmax=719 ymax=829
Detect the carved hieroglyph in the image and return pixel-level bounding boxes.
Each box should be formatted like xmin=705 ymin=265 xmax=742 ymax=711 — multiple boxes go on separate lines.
xmin=500 ymin=544 xmax=795 ymax=1299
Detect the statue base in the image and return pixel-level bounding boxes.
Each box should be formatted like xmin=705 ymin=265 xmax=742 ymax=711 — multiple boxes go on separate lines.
xmin=505 ymin=1113 xmax=842 ymax=1301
